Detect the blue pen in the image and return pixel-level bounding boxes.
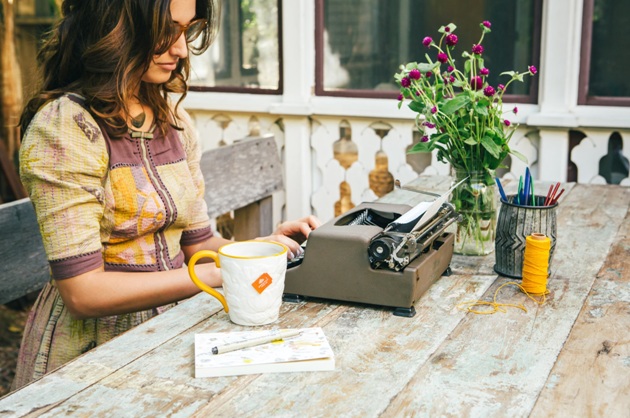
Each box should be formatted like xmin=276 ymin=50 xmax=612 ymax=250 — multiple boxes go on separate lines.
xmin=495 ymin=177 xmax=508 ymax=202
xmin=523 ymin=168 xmax=531 ymax=207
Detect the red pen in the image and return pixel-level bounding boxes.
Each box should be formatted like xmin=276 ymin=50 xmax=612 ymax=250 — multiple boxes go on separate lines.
xmin=550 ymin=188 xmax=565 ymax=205
xmin=544 ymin=184 xmax=554 ymax=206
xmin=548 ymin=182 xmax=560 ymax=206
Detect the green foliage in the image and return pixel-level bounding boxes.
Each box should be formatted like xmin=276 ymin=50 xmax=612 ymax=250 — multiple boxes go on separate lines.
xmin=395 ymin=22 xmax=537 ymax=176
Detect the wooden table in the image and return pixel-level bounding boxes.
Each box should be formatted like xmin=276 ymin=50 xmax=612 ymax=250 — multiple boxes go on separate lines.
xmin=1 ymin=179 xmax=628 ymax=417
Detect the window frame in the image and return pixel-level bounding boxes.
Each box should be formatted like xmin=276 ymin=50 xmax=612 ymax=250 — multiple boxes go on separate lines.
xmin=578 ymin=0 xmax=630 ymax=106
xmin=314 ymin=0 xmax=542 ymax=104
xmin=189 ymin=0 xmax=283 ymax=95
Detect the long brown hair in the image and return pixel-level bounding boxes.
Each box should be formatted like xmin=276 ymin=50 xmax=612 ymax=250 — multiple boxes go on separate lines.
xmin=20 ymin=0 xmax=219 ymax=138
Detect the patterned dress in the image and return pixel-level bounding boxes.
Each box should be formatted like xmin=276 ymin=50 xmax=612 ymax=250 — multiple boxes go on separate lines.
xmin=12 ymin=94 xmax=213 ymax=389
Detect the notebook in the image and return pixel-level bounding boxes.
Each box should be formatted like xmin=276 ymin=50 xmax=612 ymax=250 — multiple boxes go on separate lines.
xmin=194 ymin=327 xmax=335 ymax=378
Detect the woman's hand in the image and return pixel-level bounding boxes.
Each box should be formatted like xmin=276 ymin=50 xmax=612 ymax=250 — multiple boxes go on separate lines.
xmin=258 ymin=215 xmax=321 ymax=258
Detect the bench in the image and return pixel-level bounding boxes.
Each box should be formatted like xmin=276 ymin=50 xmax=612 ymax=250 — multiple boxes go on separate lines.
xmin=0 ymin=135 xmax=283 ymax=305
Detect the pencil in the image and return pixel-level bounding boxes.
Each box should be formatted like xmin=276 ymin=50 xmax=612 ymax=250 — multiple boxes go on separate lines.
xmin=211 ymin=330 xmax=302 ymax=355
xmin=550 ymin=188 xmax=565 ymax=205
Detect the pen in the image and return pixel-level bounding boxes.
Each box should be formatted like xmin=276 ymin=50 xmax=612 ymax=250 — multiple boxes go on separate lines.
xmin=211 ymin=330 xmax=302 ymax=355
xmin=550 ymin=188 xmax=565 ymax=205
xmin=523 ymin=168 xmax=531 ymax=207
xmin=517 ymin=176 xmax=523 ymax=205
xmin=495 ymin=177 xmax=508 ymax=202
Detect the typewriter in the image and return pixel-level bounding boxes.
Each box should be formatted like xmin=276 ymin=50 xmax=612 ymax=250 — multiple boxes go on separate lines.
xmin=283 ymin=190 xmax=460 ymax=317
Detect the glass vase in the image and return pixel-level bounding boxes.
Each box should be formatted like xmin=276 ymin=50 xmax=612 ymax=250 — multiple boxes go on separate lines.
xmin=450 ymin=168 xmax=498 ymax=255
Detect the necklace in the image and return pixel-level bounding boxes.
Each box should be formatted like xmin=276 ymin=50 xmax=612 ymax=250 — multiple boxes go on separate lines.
xmin=130 ymin=104 xmax=146 ymax=129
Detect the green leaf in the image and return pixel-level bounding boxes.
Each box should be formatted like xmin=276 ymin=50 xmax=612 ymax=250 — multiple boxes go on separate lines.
xmin=509 ymin=148 xmax=528 ymax=163
xmin=474 ymin=102 xmax=489 ymax=116
xmin=480 ymin=135 xmax=501 ymax=159
xmin=408 ymin=141 xmax=432 ymax=153
xmin=441 ymin=95 xmax=470 ymax=115
xmin=418 ymin=62 xmax=440 ymax=73
xmin=500 ymin=71 xmax=516 ymax=77
xmin=408 ymin=101 xmax=423 ymax=113
xmin=464 ymin=138 xmax=478 ymax=145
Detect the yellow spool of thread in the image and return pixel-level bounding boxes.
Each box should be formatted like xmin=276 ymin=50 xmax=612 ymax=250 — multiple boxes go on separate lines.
xmin=521 ymin=233 xmax=551 ymax=298
xmin=456 ymin=233 xmax=550 ymax=314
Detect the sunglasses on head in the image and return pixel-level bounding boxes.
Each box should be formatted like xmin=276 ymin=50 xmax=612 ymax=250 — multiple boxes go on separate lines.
xmin=171 ymin=19 xmax=207 ymax=42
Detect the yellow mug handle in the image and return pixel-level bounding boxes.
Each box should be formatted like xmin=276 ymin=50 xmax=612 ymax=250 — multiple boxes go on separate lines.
xmin=188 ymin=250 xmax=229 ymax=313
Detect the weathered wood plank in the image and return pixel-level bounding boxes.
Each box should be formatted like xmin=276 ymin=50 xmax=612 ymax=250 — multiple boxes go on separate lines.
xmin=0 ymin=198 xmax=49 ymax=304
xmin=18 ymin=274 xmax=495 ymax=417
xmin=379 ymin=184 xmax=630 ymax=417
xmin=531 ymin=206 xmax=630 ymax=417
xmin=0 ymin=293 xmax=224 ymax=416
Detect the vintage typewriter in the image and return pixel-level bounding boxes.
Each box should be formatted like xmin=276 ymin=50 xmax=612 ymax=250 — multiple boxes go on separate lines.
xmin=283 ymin=190 xmax=460 ymax=317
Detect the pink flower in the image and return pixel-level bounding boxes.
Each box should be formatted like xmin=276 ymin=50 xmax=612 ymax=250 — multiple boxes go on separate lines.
xmin=483 ymin=86 xmax=496 ymax=97
xmin=482 ymin=21 xmax=491 ymax=28
xmin=401 ymin=77 xmax=411 ymax=88
xmin=445 ymin=34 xmax=458 ymax=46
xmin=504 ymin=120 xmax=511 ymax=127
xmin=447 ymin=65 xmax=454 ymax=73
xmin=497 ymin=84 xmax=505 ymax=91
xmin=528 ymin=65 xmax=538 ymax=75
xmin=421 ymin=135 xmax=429 ymax=142
xmin=409 ymin=69 xmax=421 ymax=80
xmin=422 ymin=37 xmax=433 ymax=47
xmin=470 ymin=76 xmax=483 ymax=90
xmin=426 ymin=71 xmax=433 ymax=78
xmin=472 ymin=44 xmax=484 ymax=55
xmin=397 ymin=94 xmax=403 ymax=101
xmin=431 ymin=106 xmax=437 ymax=114
xmin=513 ymin=107 xmax=518 ymax=114
xmin=480 ymin=68 xmax=489 ymax=76
xmin=437 ymin=53 xmax=448 ymax=63
xmin=423 ymin=122 xmax=436 ymax=129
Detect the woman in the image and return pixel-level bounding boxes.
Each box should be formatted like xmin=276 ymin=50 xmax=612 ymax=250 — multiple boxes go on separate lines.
xmin=13 ymin=0 xmax=319 ymax=389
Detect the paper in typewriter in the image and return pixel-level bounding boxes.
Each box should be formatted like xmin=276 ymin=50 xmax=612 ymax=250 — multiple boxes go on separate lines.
xmin=408 ymin=177 xmax=468 ymax=232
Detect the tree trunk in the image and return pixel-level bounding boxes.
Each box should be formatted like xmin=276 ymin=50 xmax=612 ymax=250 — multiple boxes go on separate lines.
xmin=1 ymin=0 xmax=24 ymax=160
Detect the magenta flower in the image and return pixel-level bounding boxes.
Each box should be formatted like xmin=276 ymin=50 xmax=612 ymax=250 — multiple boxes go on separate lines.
xmin=426 ymin=71 xmax=433 ymax=78
xmin=480 ymin=67 xmax=489 ymax=76
xmin=421 ymin=135 xmax=429 ymax=142
xmin=472 ymin=44 xmax=484 ymax=55
xmin=422 ymin=37 xmax=433 ymax=47
xmin=423 ymin=122 xmax=436 ymax=129
xmin=447 ymin=65 xmax=454 ymax=73
xmin=528 ymin=65 xmax=538 ymax=75
xmin=401 ymin=77 xmax=411 ymax=88
xmin=504 ymin=120 xmax=511 ymax=127
xmin=470 ymin=76 xmax=483 ymax=90
xmin=483 ymin=86 xmax=496 ymax=97
xmin=437 ymin=53 xmax=448 ymax=63
xmin=449 ymin=75 xmax=455 ymax=83
xmin=445 ymin=34 xmax=458 ymax=46
xmin=482 ymin=21 xmax=491 ymax=28
xmin=444 ymin=26 xmax=451 ymax=32
xmin=513 ymin=107 xmax=518 ymax=114
xmin=497 ymin=84 xmax=505 ymax=91
xmin=409 ymin=69 xmax=421 ymax=80
xmin=397 ymin=94 xmax=403 ymax=101
xmin=431 ymin=106 xmax=437 ymax=114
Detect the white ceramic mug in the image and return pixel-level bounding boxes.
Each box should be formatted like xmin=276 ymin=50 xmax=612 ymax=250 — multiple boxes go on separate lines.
xmin=188 ymin=240 xmax=288 ymax=326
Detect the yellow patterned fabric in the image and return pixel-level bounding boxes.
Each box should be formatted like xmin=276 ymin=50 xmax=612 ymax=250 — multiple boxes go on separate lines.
xmin=12 ymin=94 xmax=213 ymax=389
